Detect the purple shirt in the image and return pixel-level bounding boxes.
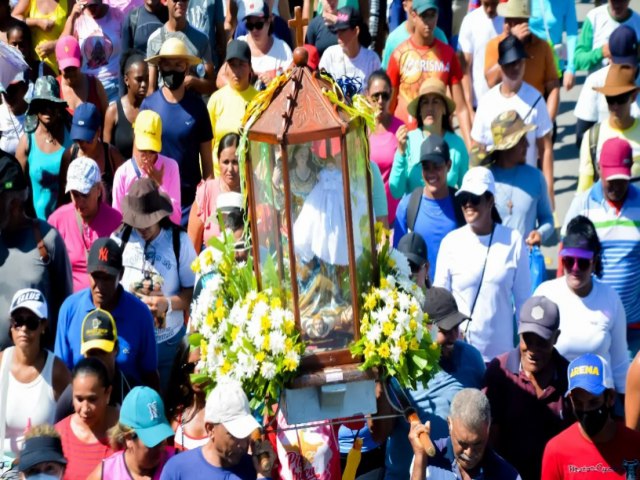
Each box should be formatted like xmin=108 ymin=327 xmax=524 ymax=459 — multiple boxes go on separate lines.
xmin=112 ymin=155 xmax=182 ymax=225
xmin=48 ymin=202 xmax=123 ymax=292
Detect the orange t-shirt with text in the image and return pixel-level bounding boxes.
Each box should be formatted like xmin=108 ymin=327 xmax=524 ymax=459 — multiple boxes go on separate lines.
xmin=484 ymin=32 xmax=559 ymax=95
xmin=387 ymin=38 xmax=463 ymax=129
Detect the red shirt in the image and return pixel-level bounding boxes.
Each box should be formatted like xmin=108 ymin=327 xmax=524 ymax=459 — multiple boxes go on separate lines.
xmin=386 ymin=37 xmax=462 ymax=128
xmin=541 ymin=422 xmax=640 ymax=479
xmin=56 ymin=415 xmax=115 ymax=480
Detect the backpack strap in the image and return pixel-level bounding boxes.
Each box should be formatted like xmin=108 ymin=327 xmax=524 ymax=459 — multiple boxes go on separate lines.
xmin=589 ymin=123 xmax=601 ymax=183
xmin=448 ymin=187 xmax=465 ymax=227
xmin=119 ymin=224 xmax=133 ymax=252
xmin=172 ymin=226 xmax=180 ymax=273
xmin=32 ymin=220 xmax=50 ymax=264
xmin=406 ymin=187 xmax=423 ymax=232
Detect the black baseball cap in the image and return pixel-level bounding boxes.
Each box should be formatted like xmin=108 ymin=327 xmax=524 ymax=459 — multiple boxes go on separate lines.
xmin=225 ymin=39 xmax=251 ymax=63
xmin=424 ymin=287 xmax=470 ymax=331
xmin=330 ymin=7 xmax=361 ymax=32
xmin=87 ymin=238 xmax=123 ymax=277
xmin=498 ymin=35 xmax=529 ymax=66
xmin=18 ymin=435 xmax=67 ymax=472
xmin=397 ymin=232 xmax=428 ymax=267
xmin=0 ymin=152 xmax=27 ymax=193
xmin=610 ymin=25 xmax=639 ymax=65
xmin=518 ymin=296 xmax=560 ymax=340
xmin=420 ymin=134 xmax=450 ymax=164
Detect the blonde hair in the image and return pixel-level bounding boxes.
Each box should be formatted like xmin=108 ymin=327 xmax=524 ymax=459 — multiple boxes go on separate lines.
xmin=24 ymin=424 xmax=60 ymax=441
xmin=108 ymin=422 xmax=135 ymax=450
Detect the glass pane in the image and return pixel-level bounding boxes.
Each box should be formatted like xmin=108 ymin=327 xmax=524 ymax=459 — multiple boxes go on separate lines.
xmin=285 ymin=137 xmax=356 ymax=353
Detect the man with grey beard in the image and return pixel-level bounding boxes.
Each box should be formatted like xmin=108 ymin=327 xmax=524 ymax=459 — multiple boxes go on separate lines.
xmin=0 ymin=151 xmax=72 ymax=349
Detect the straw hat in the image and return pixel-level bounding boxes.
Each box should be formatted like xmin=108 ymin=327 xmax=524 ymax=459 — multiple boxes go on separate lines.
xmin=146 ymin=37 xmax=201 ymax=67
xmin=407 ymin=78 xmax=456 ymax=121
xmin=593 ymin=63 xmax=640 ymax=97
xmin=489 ymin=110 xmax=535 ymax=152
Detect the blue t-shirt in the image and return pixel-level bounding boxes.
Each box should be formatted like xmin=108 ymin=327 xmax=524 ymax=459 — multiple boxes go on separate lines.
xmin=393 ymin=192 xmax=458 ymax=281
xmin=384 ymin=341 xmax=485 ymax=480
xmin=54 ymin=287 xmax=158 ymax=384
xmin=140 ymin=91 xmax=213 ymax=206
xmin=160 ymin=448 xmax=257 ymax=480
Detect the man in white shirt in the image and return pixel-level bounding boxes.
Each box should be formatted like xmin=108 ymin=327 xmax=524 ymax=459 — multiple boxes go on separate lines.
xmin=471 ymin=34 xmax=554 ymax=206
xmin=574 ymin=25 xmax=640 ymax=148
xmin=457 ymin=0 xmax=503 ymax=114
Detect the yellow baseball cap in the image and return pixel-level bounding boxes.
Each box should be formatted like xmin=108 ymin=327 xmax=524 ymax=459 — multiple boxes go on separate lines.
xmin=80 ymin=309 xmax=117 ymax=355
xmin=134 ymin=110 xmax=162 ymax=153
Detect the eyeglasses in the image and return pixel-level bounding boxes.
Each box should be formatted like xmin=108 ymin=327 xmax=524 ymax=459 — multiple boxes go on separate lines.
xmin=371 ymin=91 xmax=390 ymax=101
xmin=11 ymin=315 xmax=42 ymax=331
xmin=605 ymin=92 xmax=633 ymax=105
xmin=246 ymin=20 xmax=265 ymax=31
xmin=562 ymin=256 xmax=592 ymax=272
xmin=458 ymin=192 xmax=483 ymax=206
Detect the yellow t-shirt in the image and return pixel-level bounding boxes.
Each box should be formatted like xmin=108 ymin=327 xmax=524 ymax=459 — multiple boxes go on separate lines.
xmin=577 ymin=118 xmax=640 ymax=193
xmin=28 ymin=0 xmax=68 ymax=72
xmin=207 ymin=84 xmax=257 ymax=176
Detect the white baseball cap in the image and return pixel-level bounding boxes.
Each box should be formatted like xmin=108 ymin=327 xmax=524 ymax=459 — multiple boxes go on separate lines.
xmin=205 ymin=380 xmax=260 ymax=439
xmin=9 ymin=288 xmax=48 ymax=319
xmin=65 ymin=157 xmax=101 ymax=195
xmin=242 ymin=0 xmax=268 ymax=19
xmin=456 ymin=166 xmax=496 ymax=197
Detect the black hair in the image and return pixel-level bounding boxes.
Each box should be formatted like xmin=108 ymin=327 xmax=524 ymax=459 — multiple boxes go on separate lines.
xmin=564 ymin=215 xmax=603 ymax=277
xmin=485 ymin=192 xmax=502 ymax=225
xmin=224 ymin=207 xmax=245 ymax=231
xmin=416 ymin=96 xmax=453 ymax=132
xmin=7 ymin=20 xmax=32 ymax=48
xmin=366 ymin=69 xmax=392 ymax=93
xmin=120 ymin=49 xmax=146 ymax=79
xmin=356 ymin=21 xmax=372 ymax=48
xmin=217 ymin=132 xmax=240 ymax=159
xmin=72 ymin=357 xmax=112 ymax=389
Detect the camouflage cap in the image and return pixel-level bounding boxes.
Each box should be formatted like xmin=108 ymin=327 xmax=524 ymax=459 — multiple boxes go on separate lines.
xmin=489 ymin=110 xmax=535 ymax=152
xmin=28 ymin=76 xmax=67 ymax=106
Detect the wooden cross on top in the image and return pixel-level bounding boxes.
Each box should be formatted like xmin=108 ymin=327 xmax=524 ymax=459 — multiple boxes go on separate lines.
xmin=288 ymin=6 xmax=308 ymax=48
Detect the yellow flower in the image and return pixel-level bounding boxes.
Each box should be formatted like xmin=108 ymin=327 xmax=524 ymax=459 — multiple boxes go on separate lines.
xmin=221 ymin=360 xmax=232 ymax=374
xmin=256 ymin=351 xmax=266 ymax=362
xmin=364 ymin=342 xmax=376 ymax=359
xmin=409 ymin=303 xmax=418 ymax=316
xmin=262 ymin=334 xmax=270 ymax=351
xmin=206 ymin=310 xmax=215 ymax=327
xmin=283 ymin=319 xmax=296 ymax=335
xmin=409 ymin=338 xmax=420 ymax=350
xmin=202 ymin=249 xmax=213 ymax=266
xmin=409 ymin=319 xmax=418 ymax=332
xmin=191 ymin=258 xmax=201 ymax=274
xmin=398 ymin=336 xmax=408 ymax=353
xmin=200 ymin=340 xmax=208 ymax=359
xmin=261 ymin=315 xmax=271 ymax=331
xmin=283 ymin=357 xmax=298 ymax=371
xmin=380 ymin=277 xmax=388 ymax=289
xmin=214 ymin=299 xmax=226 ymax=321
xmin=364 ymin=294 xmax=377 ymax=311
xmin=378 ymin=343 xmax=391 ymax=359
xmin=285 ymin=338 xmax=294 ymax=352
xmin=231 ymin=326 xmax=240 ymax=341
xmin=270 ymin=297 xmax=282 ymax=309
xmin=382 ymin=321 xmax=394 ymax=337
xmin=430 ymin=342 xmax=439 ymax=351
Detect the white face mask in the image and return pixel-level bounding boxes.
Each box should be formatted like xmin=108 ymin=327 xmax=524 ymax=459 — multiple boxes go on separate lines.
xmin=25 ymin=474 xmax=62 ymax=480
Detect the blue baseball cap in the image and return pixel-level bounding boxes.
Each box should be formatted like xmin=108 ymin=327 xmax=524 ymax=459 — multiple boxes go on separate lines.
xmin=119 ymin=387 xmax=174 ymax=448
xmin=70 ymin=102 xmax=101 ymax=142
xmin=610 ymin=25 xmax=639 ymax=65
xmin=412 ymin=0 xmax=438 ymax=15
xmin=566 ymin=354 xmax=614 ymax=397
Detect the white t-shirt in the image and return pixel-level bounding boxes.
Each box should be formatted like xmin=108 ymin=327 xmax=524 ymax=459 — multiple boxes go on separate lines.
xmin=0 ymin=103 xmax=25 ymax=156
xmin=238 ymin=35 xmax=292 ymax=76
xmin=118 ymin=228 xmax=197 ymax=344
xmin=574 ymin=64 xmax=640 ymax=123
xmin=584 ymin=5 xmax=640 ymax=69
xmin=472 ymin=81 xmax=552 ymax=167
xmin=434 ymin=224 xmax=531 ymax=362
xmin=319 ymin=45 xmax=381 ymax=95
xmin=534 ymin=277 xmax=629 ymax=392
xmin=457 ymin=7 xmax=504 ymax=107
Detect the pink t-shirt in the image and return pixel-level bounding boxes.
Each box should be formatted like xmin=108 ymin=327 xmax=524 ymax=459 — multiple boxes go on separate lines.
xmin=111 ymin=156 xmax=182 ymax=225
xmin=369 ymin=116 xmax=403 ymax=224
xmin=101 ymin=447 xmax=175 ymax=480
xmin=194 ymin=178 xmax=223 ymax=248
xmin=48 ymin=202 xmax=123 ymax=292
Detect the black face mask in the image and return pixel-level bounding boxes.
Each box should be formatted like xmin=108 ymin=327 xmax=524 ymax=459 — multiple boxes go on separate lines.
xmin=161 ymin=69 xmax=185 ymax=90
xmin=574 ymin=404 xmax=611 ymax=437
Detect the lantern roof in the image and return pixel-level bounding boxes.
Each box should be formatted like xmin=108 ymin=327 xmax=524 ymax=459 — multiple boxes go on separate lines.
xmin=246 ymin=47 xmax=352 ymax=145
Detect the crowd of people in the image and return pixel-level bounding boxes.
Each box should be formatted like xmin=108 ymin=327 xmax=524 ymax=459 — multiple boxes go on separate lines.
xmin=0 ymin=0 xmax=640 ymax=477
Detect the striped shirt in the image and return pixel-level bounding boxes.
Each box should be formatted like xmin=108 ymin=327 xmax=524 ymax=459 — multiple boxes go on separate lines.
xmin=563 ymin=183 xmax=640 ymax=327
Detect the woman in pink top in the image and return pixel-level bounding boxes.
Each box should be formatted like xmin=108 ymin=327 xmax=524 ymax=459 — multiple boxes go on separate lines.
xmin=48 ymin=157 xmax=123 ymax=292
xmin=87 ymin=386 xmax=176 ymax=480
xmin=367 ymin=70 xmax=403 ymax=225
xmin=188 ymin=132 xmax=241 ymax=253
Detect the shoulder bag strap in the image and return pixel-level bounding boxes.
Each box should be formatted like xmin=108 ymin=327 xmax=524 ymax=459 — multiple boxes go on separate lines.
xmin=131 ymin=159 xmax=142 ymax=179
xmin=468 ymin=224 xmax=495 ymax=319
xmin=406 ymin=187 xmax=423 ymax=232
xmin=590 ymin=123 xmax=601 ymax=183
xmin=523 ymin=95 xmax=542 ymax=123
xmin=32 ymin=220 xmax=50 ymax=264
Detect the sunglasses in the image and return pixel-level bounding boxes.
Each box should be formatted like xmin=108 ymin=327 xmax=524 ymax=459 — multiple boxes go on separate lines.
xmin=371 ymin=91 xmax=390 ymax=101
xmin=562 ymin=256 xmax=592 ymax=272
xmin=605 ymin=92 xmax=633 ymax=105
xmin=11 ymin=315 xmax=43 ymax=331
xmin=246 ymin=20 xmax=265 ymax=31
xmin=181 ymin=361 xmax=196 ymax=374
xmin=458 ymin=192 xmax=483 ymax=206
